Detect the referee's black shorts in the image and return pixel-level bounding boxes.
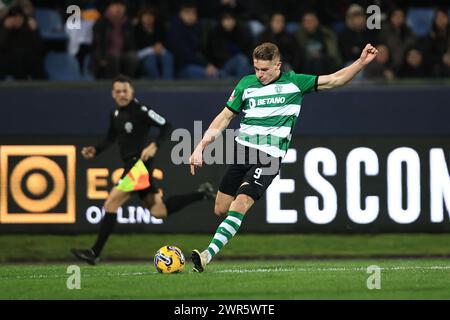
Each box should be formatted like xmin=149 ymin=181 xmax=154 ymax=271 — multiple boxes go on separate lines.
xmin=118 ymin=156 xmax=159 ymax=198
xmin=218 ymin=145 xmax=281 ymax=201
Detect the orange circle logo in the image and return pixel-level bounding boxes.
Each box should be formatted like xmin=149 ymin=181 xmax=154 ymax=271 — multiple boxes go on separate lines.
xmin=10 ymin=156 xmax=65 ymax=213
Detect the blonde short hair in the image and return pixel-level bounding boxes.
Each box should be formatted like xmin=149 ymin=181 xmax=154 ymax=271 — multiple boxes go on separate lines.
xmin=253 ymin=42 xmax=281 ymax=61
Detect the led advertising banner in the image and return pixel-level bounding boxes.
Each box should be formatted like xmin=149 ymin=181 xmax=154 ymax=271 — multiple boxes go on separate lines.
xmin=0 ymin=137 xmax=449 ymax=233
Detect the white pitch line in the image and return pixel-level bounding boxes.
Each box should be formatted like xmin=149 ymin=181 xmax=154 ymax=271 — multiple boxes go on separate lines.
xmin=1 ymin=266 xmax=450 ymax=280
xmin=0 ymin=271 xmax=151 ymax=281
xmin=217 ymin=265 xmax=450 ymax=273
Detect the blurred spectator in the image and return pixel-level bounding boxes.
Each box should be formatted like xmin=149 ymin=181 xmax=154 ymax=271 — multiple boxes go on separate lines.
xmin=363 ymin=44 xmax=395 ymax=80
xmin=0 ymin=0 xmax=33 ymax=19
xmin=166 ymin=3 xmax=219 ymax=79
xmin=339 ymin=4 xmax=378 ymax=64
xmin=258 ymin=12 xmax=300 ymax=72
xmin=379 ymin=7 xmax=416 ymax=69
xmin=135 ymin=6 xmax=174 ymax=79
xmin=203 ymin=0 xmax=272 ymax=22
xmin=139 ymin=0 xmax=182 ymax=22
xmin=197 ymin=0 xmax=241 ymax=20
xmin=441 ymin=52 xmax=450 ymax=77
xmin=295 ymin=11 xmax=342 ymax=74
xmin=91 ymin=0 xmax=138 ymax=79
xmin=426 ymin=8 xmax=450 ymax=77
xmin=0 ymin=0 xmax=446 ymax=82
xmin=0 ymin=6 xmax=45 ymax=79
xmin=240 ymin=0 xmax=275 ymax=22
xmin=206 ymin=9 xmax=253 ymax=79
xmin=73 ymin=0 xmax=144 ymax=18
xmin=65 ymin=3 xmax=100 ymax=74
xmin=397 ymin=47 xmax=429 ymax=78
xmin=277 ymin=0 xmax=354 ymax=27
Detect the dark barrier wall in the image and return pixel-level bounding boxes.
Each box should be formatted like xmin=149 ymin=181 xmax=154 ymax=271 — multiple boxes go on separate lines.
xmin=1 ymin=84 xmax=450 ymax=135
xmin=0 ymin=137 xmax=449 ymax=233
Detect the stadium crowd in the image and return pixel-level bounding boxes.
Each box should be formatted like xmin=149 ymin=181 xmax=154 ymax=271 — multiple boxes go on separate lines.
xmin=1 ymin=0 xmax=450 ymax=81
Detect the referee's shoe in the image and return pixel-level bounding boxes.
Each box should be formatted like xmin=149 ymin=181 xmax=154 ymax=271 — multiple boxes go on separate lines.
xmin=197 ymin=182 xmax=216 ymax=200
xmin=71 ymin=248 xmax=100 ymax=265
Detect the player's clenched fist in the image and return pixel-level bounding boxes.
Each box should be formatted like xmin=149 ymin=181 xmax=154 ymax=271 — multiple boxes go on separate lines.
xmin=359 ymin=43 xmax=378 ymax=65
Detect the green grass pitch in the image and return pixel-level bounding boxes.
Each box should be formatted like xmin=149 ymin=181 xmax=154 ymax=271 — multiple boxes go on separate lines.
xmin=1 ymin=234 xmax=450 ymax=300
xmin=1 ymin=259 xmax=450 ymax=299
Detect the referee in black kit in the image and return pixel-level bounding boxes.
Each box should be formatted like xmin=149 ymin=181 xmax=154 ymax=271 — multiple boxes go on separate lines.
xmin=71 ymin=75 xmax=216 ymax=265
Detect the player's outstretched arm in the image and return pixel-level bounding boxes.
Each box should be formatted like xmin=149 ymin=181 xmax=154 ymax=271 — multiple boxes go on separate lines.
xmin=317 ymin=43 xmax=378 ymax=90
xmin=189 ymin=107 xmax=236 ymax=175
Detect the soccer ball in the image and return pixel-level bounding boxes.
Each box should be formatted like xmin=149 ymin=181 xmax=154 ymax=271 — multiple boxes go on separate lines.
xmin=154 ymin=245 xmax=185 ymax=274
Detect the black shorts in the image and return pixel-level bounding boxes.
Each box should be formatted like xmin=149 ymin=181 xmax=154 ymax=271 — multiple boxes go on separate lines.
xmin=218 ymin=145 xmax=282 ymax=201
xmin=119 ymin=157 xmax=159 ymax=199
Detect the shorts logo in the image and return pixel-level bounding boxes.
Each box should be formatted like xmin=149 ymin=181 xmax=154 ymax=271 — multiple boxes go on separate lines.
xmin=0 ymin=146 xmax=76 ymax=224
xmin=254 ymin=181 xmax=264 ymax=187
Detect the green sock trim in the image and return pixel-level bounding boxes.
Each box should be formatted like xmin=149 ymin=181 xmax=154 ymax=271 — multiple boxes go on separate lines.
xmin=223 ymin=219 xmax=240 ymax=231
xmin=207 ymin=247 xmax=215 ymax=257
xmin=217 ymin=226 xmax=233 ymax=240
xmin=228 ymin=211 xmax=245 ymax=221
xmin=211 ymin=238 xmax=224 ymax=249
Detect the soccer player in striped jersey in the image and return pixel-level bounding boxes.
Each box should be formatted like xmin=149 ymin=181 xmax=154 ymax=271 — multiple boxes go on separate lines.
xmin=189 ymin=42 xmax=378 ymax=272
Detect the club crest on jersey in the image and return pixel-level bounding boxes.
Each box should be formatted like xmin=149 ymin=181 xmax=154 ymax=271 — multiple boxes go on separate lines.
xmin=275 ymin=84 xmax=283 ymax=94
xmin=124 ymin=122 xmax=133 ymax=133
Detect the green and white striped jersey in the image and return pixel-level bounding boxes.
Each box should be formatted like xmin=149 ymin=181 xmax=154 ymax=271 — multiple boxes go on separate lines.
xmin=226 ymin=71 xmax=317 ymax=158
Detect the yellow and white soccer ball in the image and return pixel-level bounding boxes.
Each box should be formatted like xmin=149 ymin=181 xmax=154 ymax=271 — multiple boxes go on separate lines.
xmin=154 ymin=245 xmax=185 ymax=274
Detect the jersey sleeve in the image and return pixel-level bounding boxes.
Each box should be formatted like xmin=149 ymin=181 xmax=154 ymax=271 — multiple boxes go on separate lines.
xmin=292 ymin=73 xmax=318 ymax=94
xmin=140 ymin=104 xmax=172 ymax=147
xmin=225 ymin=79 xmax=246 ymax=113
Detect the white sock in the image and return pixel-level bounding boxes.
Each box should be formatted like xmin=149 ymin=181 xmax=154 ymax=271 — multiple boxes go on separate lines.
xmin=203 ymin=250 xmax=212 ymax=264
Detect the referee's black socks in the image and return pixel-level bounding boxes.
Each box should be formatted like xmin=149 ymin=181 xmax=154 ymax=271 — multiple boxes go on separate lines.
xmin=92 ymin=212 xmax=117 ymax=257
xmin=165 ymin=192 xmax=204 ymax=215
xmin=90 ymin=193 xmax=205 ymax=256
